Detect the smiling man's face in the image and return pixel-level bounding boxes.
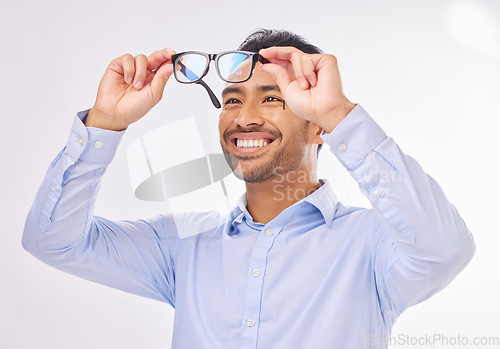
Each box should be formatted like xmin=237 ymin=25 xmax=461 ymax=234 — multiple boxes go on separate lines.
xmin=218 ymin=65 xmax=317 ymax=183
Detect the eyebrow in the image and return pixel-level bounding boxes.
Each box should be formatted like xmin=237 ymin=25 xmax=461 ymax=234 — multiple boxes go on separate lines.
xmin=221 ymin=84 xmax=281 ymax=98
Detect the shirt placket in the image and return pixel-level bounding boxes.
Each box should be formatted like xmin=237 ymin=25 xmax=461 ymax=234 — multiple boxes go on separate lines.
xmin=238 ymin=223 xmax=284 ymax=349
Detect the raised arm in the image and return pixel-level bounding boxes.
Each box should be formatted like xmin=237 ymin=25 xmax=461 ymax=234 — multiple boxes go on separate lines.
xmin=22 ymin=48 xmax=179 ymax=305
xmin=323 ymin=104 xmax=475 ymax=313
xmin=259 ymin=46 xmax=475 ymax=313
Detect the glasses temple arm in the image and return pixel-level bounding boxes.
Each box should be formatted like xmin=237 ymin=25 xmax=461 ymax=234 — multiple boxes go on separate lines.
xmin=195 ymin=79 xmax=221 ymax=109
xmin=175 ymin=59 xmax=221 ymax=109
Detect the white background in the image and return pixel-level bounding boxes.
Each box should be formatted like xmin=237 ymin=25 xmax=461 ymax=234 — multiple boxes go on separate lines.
xmin=1 ymin=0 xmax=499 ymax=348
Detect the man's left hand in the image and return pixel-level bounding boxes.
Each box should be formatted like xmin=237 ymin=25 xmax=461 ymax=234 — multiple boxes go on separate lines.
xmin=259 ymin=46 xmax=356 ymax=133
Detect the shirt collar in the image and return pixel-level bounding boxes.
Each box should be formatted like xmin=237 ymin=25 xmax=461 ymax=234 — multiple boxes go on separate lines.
xmin=223 ymin=194 xmax=248 ymax=236
xmin=302 ymin=179 xmax=338 ymax=226
xmin=224 ymin=179 xmax=339 ymax=236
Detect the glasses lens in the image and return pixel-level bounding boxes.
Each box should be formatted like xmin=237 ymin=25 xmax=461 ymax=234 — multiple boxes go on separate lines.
xmin=217 ymin=52 xmax=253 ymax=82
xmin=175 ymin=53 xmax=208 ymax=83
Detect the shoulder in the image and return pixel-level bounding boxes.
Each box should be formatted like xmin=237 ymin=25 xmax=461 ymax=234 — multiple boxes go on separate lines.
xmin=332 ymin=202 xmax=382 ymax=240
xmin=334 ymin=202 xmax=377 ymax=224
xmin=146 ymin=210 xmax=227 ymax=239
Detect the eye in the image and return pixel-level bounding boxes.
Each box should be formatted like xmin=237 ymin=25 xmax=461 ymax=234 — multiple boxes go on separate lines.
xmin=223 ymin=98 xmax=241 ymax=105
xmin=264 ymin=96 xmax=283 ymax=103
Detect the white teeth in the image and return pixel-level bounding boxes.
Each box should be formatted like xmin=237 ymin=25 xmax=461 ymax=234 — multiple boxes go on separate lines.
xmin=236 ymin=139 xmax=270 ymax=148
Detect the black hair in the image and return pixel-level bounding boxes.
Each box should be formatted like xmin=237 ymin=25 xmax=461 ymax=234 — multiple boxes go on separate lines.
xmin=238 ymin=28 xmax=324 ymax=156
xmin=238 ymin=28 xmax=323 ymax=54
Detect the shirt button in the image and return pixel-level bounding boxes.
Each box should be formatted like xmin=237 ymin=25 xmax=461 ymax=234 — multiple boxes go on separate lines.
xmin=252 ymin=269 xmax=261 ymax=277
xmin=94 ymin=141 xmax=103 ymax=149
xmin=77 ymin=137 xmax=84 ymax=146
xmin=54 ymin=184 xmax=60 ymax=191
xmin=246 ymin=319 xmax=255 ymax=327
xmin=373 ymin=190 xmax=381 ymax=197
xmin=338 ymin=143 xmax=347 ymax=152
xmin=265 ymin=228 xmax=274 ymax=236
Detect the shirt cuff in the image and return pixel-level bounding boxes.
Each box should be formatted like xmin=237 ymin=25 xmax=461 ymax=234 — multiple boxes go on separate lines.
xmin=321 ymin=104 xmax=387 ymax=170
xmin=66 ymin=109 xmax=125 ymax=164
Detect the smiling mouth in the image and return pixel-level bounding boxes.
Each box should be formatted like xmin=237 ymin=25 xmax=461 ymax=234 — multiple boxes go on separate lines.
xmin=234 ymin=138 xmax=274 ymax=148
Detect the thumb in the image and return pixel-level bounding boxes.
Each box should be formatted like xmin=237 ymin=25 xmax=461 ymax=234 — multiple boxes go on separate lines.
xmin=151 ymin=62 xmax=174 ymax=103
xmin=259 ymin=63 xmax=292 ymax=92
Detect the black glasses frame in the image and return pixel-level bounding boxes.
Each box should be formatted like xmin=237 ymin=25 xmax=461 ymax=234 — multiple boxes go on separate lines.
xmin=171 ymin=51 xmax=268 ymax=109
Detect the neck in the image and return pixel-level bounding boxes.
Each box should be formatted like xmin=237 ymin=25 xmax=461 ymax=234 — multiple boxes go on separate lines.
xmin=245 ymin=166 xmax=320 ymax=224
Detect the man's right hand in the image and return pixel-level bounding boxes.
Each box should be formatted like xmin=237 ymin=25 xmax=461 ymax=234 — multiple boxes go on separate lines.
xmin=85 ymin=48 xmax=176 ymax=131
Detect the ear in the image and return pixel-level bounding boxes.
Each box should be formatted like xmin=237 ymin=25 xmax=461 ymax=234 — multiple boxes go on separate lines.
xmin=307 ymin=122 xmax=324 ymax=145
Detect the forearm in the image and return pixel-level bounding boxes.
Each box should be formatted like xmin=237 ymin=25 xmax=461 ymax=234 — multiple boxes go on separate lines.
xmin=22 ymin=111 xmax=177 ymax=303
xmin=22 ymin=110 xmax=124 ymax=261
xmin=362 ymin=139 xmax=474 ymax=262
xmin=322 ymin=105 xmax=475 ymax=308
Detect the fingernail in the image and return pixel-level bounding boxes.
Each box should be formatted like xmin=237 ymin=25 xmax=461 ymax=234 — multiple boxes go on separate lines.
xmin=135 ymin=81 xmax=143 ymax=88
xmin=126 ymin=77 xmax=133 ymax=84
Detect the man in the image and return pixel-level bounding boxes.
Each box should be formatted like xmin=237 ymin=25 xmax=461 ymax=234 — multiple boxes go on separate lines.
xmin=23 ymin=29 xmax=475 ymax=348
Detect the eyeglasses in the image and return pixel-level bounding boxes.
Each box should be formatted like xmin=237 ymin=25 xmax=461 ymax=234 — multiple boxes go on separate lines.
xmin=171 ymin=51 xmax=268 ymax=109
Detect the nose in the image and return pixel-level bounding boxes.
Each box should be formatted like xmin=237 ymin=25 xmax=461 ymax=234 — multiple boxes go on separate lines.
xmin=234 ymin=102 xmax=265 ymax=128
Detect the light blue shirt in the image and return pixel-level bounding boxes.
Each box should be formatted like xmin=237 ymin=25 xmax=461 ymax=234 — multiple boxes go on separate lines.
xmin=23 ymin=105 xmax=475 ymax=349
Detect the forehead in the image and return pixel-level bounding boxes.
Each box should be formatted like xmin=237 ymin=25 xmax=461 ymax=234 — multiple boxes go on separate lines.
xmin=221 ymin=66 xmax=281 ymax=97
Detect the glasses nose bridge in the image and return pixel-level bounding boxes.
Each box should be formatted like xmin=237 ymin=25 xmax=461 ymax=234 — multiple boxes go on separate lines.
xmin=205 ymin=53 xmax=218 ymax=76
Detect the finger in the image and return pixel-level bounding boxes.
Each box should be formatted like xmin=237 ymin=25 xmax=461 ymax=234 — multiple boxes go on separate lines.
xmin=259 ymin=63 xmax=293 ymax=93
xmin=259 ymin=46 xmax=303 ymax=61
xmin=121 ymin=54 xmax=135 ymax=85
xmin=147 ymin=48 xmax=176 ymax=71
xmin=132 ymin=55 xmax=148 ymax=89
xmin=301 ymin=54 xmax=318 ymax=87
xmin=289 ymin=52 xmax=309 ymax=89
xmin=261 ymin=47 xmax=309 ymax=88
xmin=260 ymin=58 xmax=296 ymax=81
xmin=150 ymin=61 xmax=175 ymax=103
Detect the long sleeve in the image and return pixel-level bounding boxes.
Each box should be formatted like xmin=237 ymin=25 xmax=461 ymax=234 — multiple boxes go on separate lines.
xmin=321 ymin=105 xmax=475 ymax=316
xmin=22 ymin=110 xmax=176 ymax=306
